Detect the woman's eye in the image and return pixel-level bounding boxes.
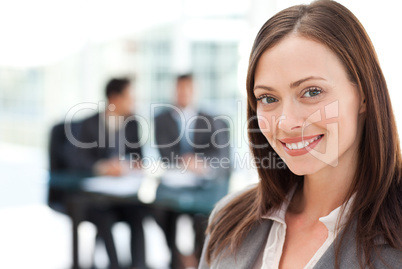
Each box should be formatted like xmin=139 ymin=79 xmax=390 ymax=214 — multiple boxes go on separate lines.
xmin=257 ymin=95 xmax=278 ymax=104
xmin=302 ymin=87 xmax=322 ymax=98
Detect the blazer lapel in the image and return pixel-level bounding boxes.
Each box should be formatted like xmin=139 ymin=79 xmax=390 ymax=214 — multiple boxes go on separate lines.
xmin=212 ymin=219 xmax=273 ymax=269
xmin=314 ymin=222 xmax=358 ymax=268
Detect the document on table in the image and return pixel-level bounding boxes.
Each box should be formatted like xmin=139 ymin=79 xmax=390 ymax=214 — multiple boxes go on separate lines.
xmin=81 ymin=174 xmax=144 ymax=196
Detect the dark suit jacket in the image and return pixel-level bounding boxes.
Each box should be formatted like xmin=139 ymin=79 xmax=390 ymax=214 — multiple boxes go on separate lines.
xmin=73 ymin=112 xmax=143 ymax=174
xmin=154 ymin=108 xmax=231 ymax=176
xmin=199 ymin=189 xmax=402 ymax=269
xmin=49 ymin=121 xmax=82 ymax=172
xmin=48 ymin=121 xmax=83 ymax=213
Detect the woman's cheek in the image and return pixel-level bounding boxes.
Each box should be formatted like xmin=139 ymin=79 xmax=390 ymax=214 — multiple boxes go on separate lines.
xmin=257 ymin=116 xmax=271 ymax=135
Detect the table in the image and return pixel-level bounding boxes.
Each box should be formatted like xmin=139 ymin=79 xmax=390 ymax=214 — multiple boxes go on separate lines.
xmin=48 ymin=171 xmax=229 ymax=269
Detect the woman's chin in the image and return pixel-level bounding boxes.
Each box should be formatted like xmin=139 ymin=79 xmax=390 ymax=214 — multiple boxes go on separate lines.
xmin=285 ymin=163 xmax=321 ymax=176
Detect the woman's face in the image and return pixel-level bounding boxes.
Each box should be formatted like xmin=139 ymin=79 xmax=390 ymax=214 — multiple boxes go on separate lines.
xmin=254 ymin=35 xmax=366 ymax=176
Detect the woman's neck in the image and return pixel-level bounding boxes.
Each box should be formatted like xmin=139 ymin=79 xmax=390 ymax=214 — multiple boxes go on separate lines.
xmin=290 ymin=156 xmax=357 ymax=220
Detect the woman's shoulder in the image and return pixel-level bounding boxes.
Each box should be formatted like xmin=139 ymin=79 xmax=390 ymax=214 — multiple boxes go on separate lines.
xmin=375 ymin=244 xmax=402 ymax=268
xmin=337 ymin=227 xmax=402 ymax=268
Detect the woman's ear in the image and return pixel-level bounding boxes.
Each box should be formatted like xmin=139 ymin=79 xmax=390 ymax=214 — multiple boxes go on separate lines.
xmin=359 ymin=98 xmax=366 ymax=114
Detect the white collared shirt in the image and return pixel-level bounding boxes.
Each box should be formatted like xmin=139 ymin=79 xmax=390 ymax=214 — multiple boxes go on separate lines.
xmin=255 ymin=186 xmax=354 ymax=269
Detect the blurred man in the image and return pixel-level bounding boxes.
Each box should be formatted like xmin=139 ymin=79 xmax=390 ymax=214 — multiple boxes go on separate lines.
xmin=154 ymin=74 xmax=230 ymax=268
xmin=155 ymin=74 xmax=229 ymax=173
xmin=75 ymin=78 xmax=142 ymax=175
xmin=74 ymin=78 xmax=146 ymax=269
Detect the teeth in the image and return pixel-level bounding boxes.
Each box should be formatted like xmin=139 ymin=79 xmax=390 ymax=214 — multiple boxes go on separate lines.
xmin=285 ymin=135 xmax=321 ymax=150
xmin=297 ymin=142 xmax=303 ymax=149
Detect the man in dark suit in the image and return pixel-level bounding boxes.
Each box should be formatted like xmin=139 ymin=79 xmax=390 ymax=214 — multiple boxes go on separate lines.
xmin=154 ymin=74 xmax=231 ymax=268
xmin=74 ymin=78 xmax=142 ymax=175
xmin=73 ymin=78 xmax=146 ymax=269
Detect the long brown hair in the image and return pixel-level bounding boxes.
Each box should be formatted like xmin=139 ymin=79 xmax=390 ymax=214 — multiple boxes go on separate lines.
xmin=205 ymin=0 xmax=402 ymax=268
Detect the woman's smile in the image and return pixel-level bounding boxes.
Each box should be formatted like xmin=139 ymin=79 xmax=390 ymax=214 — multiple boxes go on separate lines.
xmin=279 ymin=134 xmax=324 ymax=156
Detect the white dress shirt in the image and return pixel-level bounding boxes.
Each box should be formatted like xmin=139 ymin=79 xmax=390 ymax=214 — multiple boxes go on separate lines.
xmin=253 ymin=186 xmax=355 ymax=269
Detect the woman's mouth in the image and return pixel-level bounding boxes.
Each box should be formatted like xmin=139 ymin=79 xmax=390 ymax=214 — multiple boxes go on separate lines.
xmin=279 ymin=134 xmax=324 ymax=156
xmin=284 ymin=135 xmax=323 ymax=150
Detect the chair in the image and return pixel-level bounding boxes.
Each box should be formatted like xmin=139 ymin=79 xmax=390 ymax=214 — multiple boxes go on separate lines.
xmin=47 ymin=121 xmax=120 ymax=269
xmin=48 ymin=121 xmax=82 ymax=213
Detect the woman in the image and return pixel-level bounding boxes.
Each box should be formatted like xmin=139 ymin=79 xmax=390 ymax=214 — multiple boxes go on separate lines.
xmin=199 ymin=1 xmax=401 ymax=268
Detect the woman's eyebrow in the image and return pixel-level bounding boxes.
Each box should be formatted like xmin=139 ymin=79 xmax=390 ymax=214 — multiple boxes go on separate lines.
xmin=253 ymin=85 xmax=275 ymax=92
xmin=254 ymin=76 xmax=326 ymax=93
xmin=290 ymin=76 xmax=326 ymax=88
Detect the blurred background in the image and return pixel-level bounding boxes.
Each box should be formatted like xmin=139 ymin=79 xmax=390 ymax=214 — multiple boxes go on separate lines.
xmin=0 ymin=0 xmax=401 ymax=268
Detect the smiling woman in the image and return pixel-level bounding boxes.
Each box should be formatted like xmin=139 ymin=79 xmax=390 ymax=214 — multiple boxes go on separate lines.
xmin=199 ymin=1 xmax=401 ymax=269
xmin=254 ymin=35 xmax=365 ymax=175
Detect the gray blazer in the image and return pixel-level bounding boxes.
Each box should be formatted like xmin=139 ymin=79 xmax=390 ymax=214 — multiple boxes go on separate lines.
xmin=198 ymin=189 xmax=402 ymax=269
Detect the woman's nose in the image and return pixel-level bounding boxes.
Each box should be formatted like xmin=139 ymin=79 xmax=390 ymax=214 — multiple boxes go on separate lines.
xmin=277 ymin=103 xmax=304 ymax=132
